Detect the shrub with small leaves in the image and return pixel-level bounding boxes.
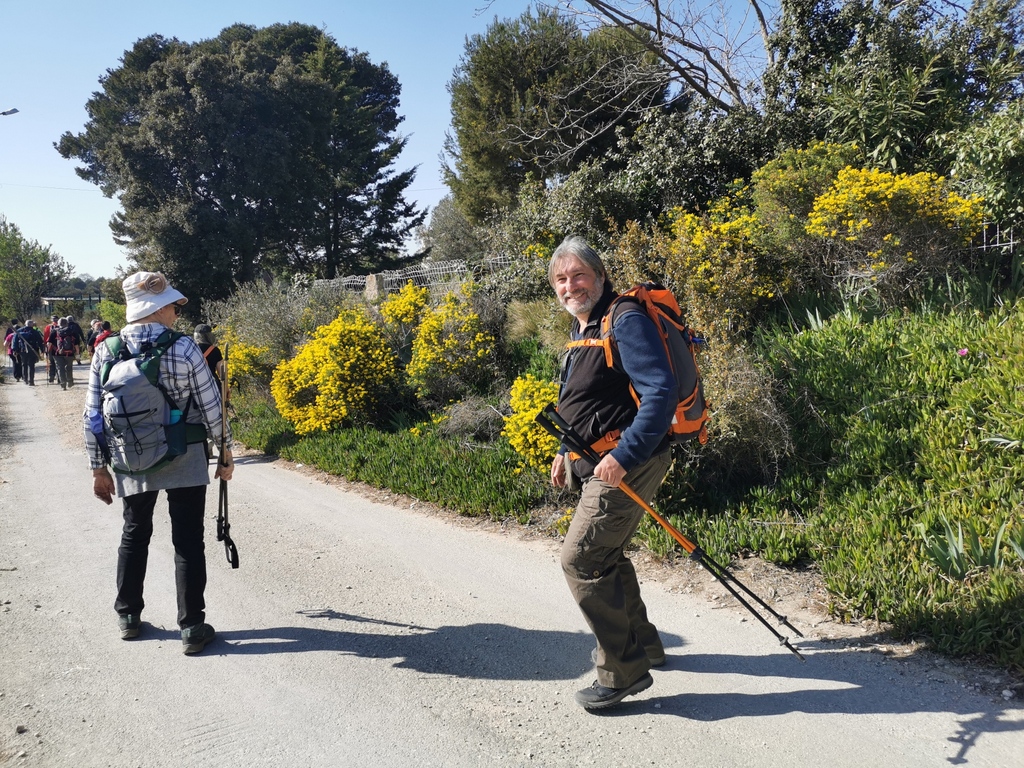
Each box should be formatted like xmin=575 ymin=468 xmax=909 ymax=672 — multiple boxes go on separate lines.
xmin=270 ymin=309 xmax=399 ymax=434
xmin=407 ymin=289 xmax=496 ymax=404
xmin=94 ymin=300 xmax=127 ymax=332
xmin=502 ymin=374 xmax=561 ymax=473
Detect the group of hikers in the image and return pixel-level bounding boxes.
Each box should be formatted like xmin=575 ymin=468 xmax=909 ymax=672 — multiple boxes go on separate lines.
xmin=6 ymin=236 xmax=682 ymax=710
xmin=2 ymin=314 xmax=104 ymax=388
xmin=74 ymin=237 xmax=681 ymax=713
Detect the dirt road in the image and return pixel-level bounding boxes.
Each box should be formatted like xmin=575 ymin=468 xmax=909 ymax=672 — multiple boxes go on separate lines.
xmin=1 ymin=371 xmax=1022 ymax=767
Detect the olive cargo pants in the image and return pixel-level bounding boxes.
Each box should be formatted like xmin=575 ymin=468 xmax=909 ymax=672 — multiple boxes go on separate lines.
xmin=561 ymin=450 xmax=672 ymax=689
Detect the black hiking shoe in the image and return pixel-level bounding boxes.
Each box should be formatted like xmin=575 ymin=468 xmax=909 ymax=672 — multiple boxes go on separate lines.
xmin=181 ymin=623 xmax=216 ymax=655
xmin=575 ymin=673 xmax=653 ymax=709
xmin=118 ymin=614 xmax=141 ymax=639
xmin=591 ymin=646 xmax=666 ymax=668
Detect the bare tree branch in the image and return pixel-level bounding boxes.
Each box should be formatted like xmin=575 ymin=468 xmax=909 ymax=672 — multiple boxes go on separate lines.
xmin=558 ymin=0 xmax=778 ymax=110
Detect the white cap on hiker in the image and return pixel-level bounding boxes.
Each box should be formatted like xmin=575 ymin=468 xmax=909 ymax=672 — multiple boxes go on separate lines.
xmin=123 ymin=271 xmax=187 ymax=323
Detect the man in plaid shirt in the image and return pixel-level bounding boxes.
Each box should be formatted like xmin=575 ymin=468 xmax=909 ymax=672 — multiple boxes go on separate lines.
xmin=84 ymin=271 xmax=234 ymax=655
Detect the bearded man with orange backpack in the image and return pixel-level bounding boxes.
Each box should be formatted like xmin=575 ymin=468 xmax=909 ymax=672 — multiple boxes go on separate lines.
xmin=547 ymin=236 xmax=709 ymax=711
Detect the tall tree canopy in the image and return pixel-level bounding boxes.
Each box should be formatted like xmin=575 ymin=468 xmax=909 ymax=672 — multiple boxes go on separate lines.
xmin=443 ymin=7 xmax=671 ymax=223
xmin=57 ymin=23 xmax=424 ymax=305
xmin=0 ymin=217 xmax=72 ymax=321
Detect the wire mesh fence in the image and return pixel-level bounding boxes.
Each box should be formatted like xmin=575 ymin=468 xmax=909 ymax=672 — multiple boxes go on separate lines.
xmin=315 ymin=255 xmax=518 ymax=300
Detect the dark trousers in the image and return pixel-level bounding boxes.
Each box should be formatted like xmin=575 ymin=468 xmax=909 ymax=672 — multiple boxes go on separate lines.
xmin=21 ymin=352 xmax=37 ymax=384
xmin=47 ymin=352 xmax=57 ymax=382
xmin=561 ymin=450 xmax=672 ymax=688
xmin=10 ymin=353 xmax=22 ymax=380
xmin=115 ymin=485 xmax=208 ymax=628
xmin=54 ymin=354 xmax=74 ymax=388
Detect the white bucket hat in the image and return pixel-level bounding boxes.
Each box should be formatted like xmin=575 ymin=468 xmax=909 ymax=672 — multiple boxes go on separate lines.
xmin=123 ymin=271 xmax=187 ymax=323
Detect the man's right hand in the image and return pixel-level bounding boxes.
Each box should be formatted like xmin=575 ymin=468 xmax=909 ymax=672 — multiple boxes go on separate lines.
xmin=550 ymin=455 xmax=566 ymax=488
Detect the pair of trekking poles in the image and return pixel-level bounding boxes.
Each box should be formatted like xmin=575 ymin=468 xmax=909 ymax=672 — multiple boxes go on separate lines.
xmin=535 ymin=404 xmax=805 ymax=661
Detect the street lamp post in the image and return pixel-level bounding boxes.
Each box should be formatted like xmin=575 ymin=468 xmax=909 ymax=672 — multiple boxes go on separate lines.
xmin=1 ymin=108 xmax=19 ymax=116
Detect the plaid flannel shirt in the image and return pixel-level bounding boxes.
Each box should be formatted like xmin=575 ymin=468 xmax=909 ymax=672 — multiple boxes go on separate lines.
xmin=83 ymin=323 xmax=233 ymax=470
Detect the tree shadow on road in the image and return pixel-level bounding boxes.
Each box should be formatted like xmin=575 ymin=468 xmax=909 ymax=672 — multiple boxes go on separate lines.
xmin=213 ymin=608 xmax=686 ymax=682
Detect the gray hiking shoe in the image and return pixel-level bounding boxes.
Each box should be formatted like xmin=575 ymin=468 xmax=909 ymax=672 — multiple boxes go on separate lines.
xmin=575 ymin=673 xmax=653 ymax=710
xmin=591 ymin=646 xmax=666 ymax=668
xmin=181 ymin=623 xmax=216 ymax=655
xmin=118 ymin=614 xmax=140 ymax=640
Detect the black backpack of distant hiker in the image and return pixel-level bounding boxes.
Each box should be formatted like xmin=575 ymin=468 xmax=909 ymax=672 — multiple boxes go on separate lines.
xmin=56 ymin=327 xmax=77 ymax=356
xmin=99 ymin=331 xmax=206 ymax=475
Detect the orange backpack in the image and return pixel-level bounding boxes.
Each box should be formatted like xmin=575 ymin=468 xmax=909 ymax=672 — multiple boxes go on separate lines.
xmin=567 ymin=283 xmax=710 ymax=446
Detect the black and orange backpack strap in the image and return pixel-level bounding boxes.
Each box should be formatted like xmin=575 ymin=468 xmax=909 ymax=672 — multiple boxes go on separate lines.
xmin=567 ymin=429 xmax=622 ymax=461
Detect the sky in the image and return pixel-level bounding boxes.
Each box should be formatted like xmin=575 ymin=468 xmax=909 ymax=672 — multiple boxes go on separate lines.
xmin=0 ymin=0 xmax=532 ymax=280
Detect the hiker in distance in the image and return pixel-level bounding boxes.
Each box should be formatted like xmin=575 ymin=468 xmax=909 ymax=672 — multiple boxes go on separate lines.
xmin=4 ymin=320 xmax=23 ymax=381
xmin=43 ymin=314 xmax=60 ymax=383
xmin=84 ymin=271 xmax=234 ymax=655
xmin=193 ymin=323 xmax=226 ymax=393
xmin=548 ymin=236 xmax=676 ymax=710
xmin=14 ymin=320 xmax=45 ymax=386
xmin=52 ymin=317 xmax=77 ymax=389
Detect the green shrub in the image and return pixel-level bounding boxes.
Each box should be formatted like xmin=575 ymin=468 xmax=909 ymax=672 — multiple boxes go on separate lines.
xmin=205 ymin=279 xmax=312 ymax=371
xmin=503 ymin=299 xmax=568 ymax=381
xmin=94 ymin=300 xmax=127 ymax=331
xmin=230 ymin=391 xmax=297 ymax=455
xmin=282 ymin=423 xmax=544 ymax=522
xmin=752 ymin=301 xmax=1024 ymax=667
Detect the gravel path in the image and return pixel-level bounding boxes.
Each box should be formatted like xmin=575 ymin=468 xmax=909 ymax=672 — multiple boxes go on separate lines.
xmin=1 ymin=365 xmax=1022 ymax=767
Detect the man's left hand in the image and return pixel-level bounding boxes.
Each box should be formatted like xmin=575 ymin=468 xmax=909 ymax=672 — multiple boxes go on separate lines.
xmin=93 ymin=469 xmax=115 ymax=505
xmin=593 ymin=453 xmax=626 ymax=487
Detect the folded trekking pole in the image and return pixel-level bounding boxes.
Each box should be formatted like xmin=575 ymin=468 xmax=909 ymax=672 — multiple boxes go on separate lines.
xmin=218 ymin=342 xmax=239 ymax=569
xmin=536 ymin=404 xmax=804 ymax=661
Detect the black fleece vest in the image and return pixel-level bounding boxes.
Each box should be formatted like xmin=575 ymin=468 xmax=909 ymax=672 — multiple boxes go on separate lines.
xmin=557 ymin=287 xmax=638 ymax=477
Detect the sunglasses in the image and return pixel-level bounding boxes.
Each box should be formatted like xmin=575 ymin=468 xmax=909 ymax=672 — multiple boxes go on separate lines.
xmin=172 ymin=303 xmax=183 ymax=316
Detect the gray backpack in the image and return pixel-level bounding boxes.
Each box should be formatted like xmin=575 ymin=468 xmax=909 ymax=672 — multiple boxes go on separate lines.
xmin=100 ymin=330 xmax=205 ymax=475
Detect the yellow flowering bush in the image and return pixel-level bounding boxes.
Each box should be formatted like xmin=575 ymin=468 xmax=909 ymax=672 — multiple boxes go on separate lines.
xmin=664 ymin=197 xmax=778 ymax=333
xmin=406 ymin=290 xmax=495 ymax=403
xmin=379 ymin=281 xmax=431 ymax=364
xmin=806 ymin=167 xmax=985 ymax=303
xmin=502 ymin=374 xmax=561 ymax=473
xmin=220 ymin=327 xmax=276 ymax=391
xmin=522 ymin=230 xmax=557 ymax=262
xmin=270 ymin=309 xmax=399 ymax=434
xmin=380 ymin=281 xmax=430 ymax=327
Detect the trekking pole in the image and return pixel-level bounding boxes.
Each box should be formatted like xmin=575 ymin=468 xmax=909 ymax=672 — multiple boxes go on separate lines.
xmin=536 ymin=404 xmax=805 ymax=661
xmin=217 ymin=342 xmax=239 ymax=569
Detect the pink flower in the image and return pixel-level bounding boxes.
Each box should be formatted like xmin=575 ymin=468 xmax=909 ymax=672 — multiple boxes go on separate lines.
xmin=957 ymin=348 xmax=969 ymax=357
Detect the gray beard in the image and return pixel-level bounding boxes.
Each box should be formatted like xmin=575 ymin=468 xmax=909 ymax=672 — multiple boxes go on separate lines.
xmin=560 ymin=280 xmax=603 ymax=319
